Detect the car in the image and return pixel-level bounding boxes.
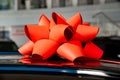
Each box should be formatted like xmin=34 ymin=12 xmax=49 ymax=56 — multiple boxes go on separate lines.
xmin=0 ymin=38 xmax=19 ymax=54
xmin=0 ymin=56 xmax=119 ymax=80
xmin=0 ymin=37 xmax=119 ymax=80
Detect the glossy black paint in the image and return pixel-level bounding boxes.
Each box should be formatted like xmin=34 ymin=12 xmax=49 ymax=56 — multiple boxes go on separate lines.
xmin=93 ymin=36 xmax=120 ymax=60
xmin=0 ymin=57 xmax=120 ymax=80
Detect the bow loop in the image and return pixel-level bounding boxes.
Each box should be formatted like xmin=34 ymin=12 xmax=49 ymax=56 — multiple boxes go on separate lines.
xmin=38 ymin=14 xmax=50 ymax=28
xmin=49 ymin=24 xmax=73 ymax=44
xmin=72 ymin=25 xmax=99 ymax=42
xmin=67 ymin=12 xmax=83 ymax=31
xmin=24 ymin=24 xmax=49 ymax=42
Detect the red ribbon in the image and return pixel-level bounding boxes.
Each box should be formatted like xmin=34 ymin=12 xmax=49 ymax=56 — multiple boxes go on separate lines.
xmin=18 ymin=12 xmax=103 ymax=64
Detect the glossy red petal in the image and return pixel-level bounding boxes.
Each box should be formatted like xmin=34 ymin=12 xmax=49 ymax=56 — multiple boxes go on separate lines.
xmin=72 ymin=25 xmax=99 ymax=42
xmin=18 ymin=40 xmax=34 ymax=56
xmin=67 ymin=12 xmax=83 ymax=30
xmin=50 ymin=12 xmax=68 ymax=29
xmin=83 ymin=42 xmax=103 ymax=60
xmin=49 ymin=24 xmax=73 ymax=44
xmin=38 ymin=14 xmax=50 ymax=28
xmin=32 ymin=39 xmax=59 ymax=60
xmin=57 ymin=40 xmax=84 ymax=62
xmin=24 ymin=24 xmax=49 ymax=42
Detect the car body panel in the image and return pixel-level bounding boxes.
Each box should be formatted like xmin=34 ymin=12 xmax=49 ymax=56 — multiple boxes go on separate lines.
xmin=0 ymin=56 xmax=119 ymax=80
xmin=0 ymin=37 xmax=120 ymax=80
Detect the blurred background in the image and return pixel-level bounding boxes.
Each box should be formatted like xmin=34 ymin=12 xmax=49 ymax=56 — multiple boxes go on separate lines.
xmin=0 ymin=0 xmax=120 ymax=60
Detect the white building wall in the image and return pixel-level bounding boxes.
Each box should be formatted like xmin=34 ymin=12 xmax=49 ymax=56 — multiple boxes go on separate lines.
xmin=0 ymin=2 xmax=120 ymax=47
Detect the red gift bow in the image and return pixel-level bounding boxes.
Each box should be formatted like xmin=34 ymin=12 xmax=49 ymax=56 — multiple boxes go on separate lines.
xmin=18 ymin=12 xmax=103 ymax=63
